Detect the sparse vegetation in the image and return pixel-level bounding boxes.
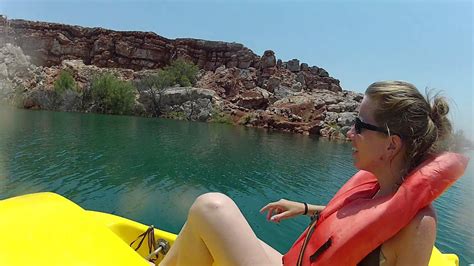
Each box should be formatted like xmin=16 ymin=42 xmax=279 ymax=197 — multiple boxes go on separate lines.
xmin=136 ymin=59 xmax=199 ymax=116
xmin=166 ymin=111 xmax=187 ymax=120
xmin=138 ymin=59 xmax=199 ymax=91
xmin=54 ymin=70 xmax=77 ymax=94
xmin=325 ymin=122 xmax=346 ymax=140
xmin=327 ymin=122 xmax=342 ymax=132
xmin=162 ymin=59 xmax=199 ymax=87
xmin=238 ymin=113 xmax=252 ymax=124
xmin=210 ymin=109 xmax=233 ymax=124
xmin=91 ymin=73 xmax=135 ymax=115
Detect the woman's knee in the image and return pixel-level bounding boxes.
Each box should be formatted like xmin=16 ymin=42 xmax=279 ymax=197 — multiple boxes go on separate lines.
xmin=189 ymin=192 xmax=234 ymax=218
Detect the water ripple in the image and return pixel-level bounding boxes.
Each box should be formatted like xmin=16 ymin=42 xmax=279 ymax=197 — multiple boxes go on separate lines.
xmin=0 ymin=109 xmax=472 ymax=264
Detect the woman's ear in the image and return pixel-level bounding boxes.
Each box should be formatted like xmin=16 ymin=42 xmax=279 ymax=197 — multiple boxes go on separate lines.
xmin=387 ymin=135 xmax=403 ymax=155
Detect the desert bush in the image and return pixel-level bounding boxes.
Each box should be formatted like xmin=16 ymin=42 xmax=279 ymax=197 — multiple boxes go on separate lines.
xmin=163 ymin=59 xmax=199 ymax=87
xmin=166 ymin=111 xmax=187 ymax=120
xmin=91 ymin=73 xmax=135 ymax=115
xmin=54 ymin=70 xmax=77 ymax=94
xmin=135 ymin=59 xmax=198 ymax=116
xmin=210 ymin=109 xmax=233 ymax=124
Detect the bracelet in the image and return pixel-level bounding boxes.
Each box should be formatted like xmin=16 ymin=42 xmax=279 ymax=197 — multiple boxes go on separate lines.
xmin=303 ymin=202 xmax=308 ymax=215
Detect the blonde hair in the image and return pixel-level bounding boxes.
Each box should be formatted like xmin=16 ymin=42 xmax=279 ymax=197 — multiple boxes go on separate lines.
xmin=365 ymin=81 xmax=452 ymax=173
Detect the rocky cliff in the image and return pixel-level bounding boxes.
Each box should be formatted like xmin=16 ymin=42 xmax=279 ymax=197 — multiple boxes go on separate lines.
xmin=0 ymin=15 xmax=361 ymax=139
xmin=0 ymin=16 xmax=258 ymax=71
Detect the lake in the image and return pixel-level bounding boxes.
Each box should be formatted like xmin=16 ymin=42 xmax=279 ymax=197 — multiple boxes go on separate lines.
xmin=0 ymin=107 xmax=472 ymax=264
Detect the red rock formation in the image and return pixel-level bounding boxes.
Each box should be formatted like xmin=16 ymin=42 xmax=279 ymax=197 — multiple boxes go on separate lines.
xmin=0 ymin=16 xmax=359 ymax=137
xmin=0 ymin=16 xmax=260 ymax=71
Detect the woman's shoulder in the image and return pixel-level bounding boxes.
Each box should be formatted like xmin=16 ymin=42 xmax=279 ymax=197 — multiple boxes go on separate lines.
xmin=398 ymin=206 xmax=437 ymax=249
xmin=381 ymin=205 xmax=437 ymax=265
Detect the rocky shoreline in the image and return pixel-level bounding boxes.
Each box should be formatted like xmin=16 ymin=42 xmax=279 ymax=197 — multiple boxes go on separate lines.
xmin=0 ymin=16 xmax=362 ymax=139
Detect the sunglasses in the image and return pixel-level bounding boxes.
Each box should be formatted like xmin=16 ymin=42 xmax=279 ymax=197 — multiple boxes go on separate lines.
xmin=354 ymin=117 xmax=390 ymax=135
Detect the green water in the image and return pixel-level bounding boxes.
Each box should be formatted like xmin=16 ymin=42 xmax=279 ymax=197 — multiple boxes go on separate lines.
xmin=0 ymin=108 xmax=472 ymax=264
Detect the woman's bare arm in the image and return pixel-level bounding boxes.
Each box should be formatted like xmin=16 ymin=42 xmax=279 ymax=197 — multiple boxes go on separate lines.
xmin=382 ymin=205 xmax=436 ymax=266
xmin=260 ymin=199 xmax=325 ymax=222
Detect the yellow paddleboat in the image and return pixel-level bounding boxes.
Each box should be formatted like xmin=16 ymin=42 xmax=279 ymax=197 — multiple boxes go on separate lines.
xmin=0 ymin=192 xmax=459 ymax=266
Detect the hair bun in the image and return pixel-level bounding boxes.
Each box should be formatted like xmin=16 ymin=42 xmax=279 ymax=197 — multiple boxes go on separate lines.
xmin=430 ymin=97 xmax=450 ymax=125
xmin=429 ymin=96 xmax=452 ymax=141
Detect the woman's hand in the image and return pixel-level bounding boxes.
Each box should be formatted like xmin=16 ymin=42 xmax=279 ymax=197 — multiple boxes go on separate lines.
xmin=260 ymin=199 xmax=305 ymax=223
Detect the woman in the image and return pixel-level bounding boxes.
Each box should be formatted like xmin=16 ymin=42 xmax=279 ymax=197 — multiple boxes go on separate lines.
xmin=159 ymin=81 xmax=464 ymax=266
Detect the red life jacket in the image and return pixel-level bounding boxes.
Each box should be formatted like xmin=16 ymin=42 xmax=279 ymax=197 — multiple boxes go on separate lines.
xmin=282 ymin=152 xmax=469 ymax=266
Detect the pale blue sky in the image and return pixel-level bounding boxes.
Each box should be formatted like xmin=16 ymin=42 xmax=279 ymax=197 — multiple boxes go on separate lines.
xmin=1 ymin=0 xmax=472 ymax=137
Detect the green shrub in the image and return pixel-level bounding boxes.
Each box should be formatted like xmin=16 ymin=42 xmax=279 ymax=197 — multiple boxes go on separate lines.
xmin=138 ymin=59 xmax=199 ymax=91
xmin=91 ymin=73 xmax=135 ymax=115
xmin=54 ymin=70 xmax=77 ymax=94
xmin=327 ymin=122 xmax=341 ymax=131
xmin=238 ymin=113 xmax=252 ymax=124
xmin=166 ymin=111 xmax=187 ymax=120
xmin=135 ymin=60 xmax=198 ymax=116
xmin=210 ymin=110 xmax=234 ymax=124
xmin=159 ymin=59 xmax=199 ymax=88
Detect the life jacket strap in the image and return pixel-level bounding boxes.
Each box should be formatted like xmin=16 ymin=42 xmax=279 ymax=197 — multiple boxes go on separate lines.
xmin=310 ymin=237 xmax=332 ymax=262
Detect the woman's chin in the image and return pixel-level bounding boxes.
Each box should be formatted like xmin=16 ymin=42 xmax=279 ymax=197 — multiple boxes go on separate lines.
xmin=353 ymin=160 xmax=366 ymax=171
xmin=351 ymin=155 xmax=359 ymax=168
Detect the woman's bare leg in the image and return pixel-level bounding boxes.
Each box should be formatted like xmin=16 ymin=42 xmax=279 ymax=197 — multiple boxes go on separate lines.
xmin=159 ymin=192 xmax=282 ymax=266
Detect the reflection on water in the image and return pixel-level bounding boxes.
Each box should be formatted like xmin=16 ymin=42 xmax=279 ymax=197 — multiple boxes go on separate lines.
xmin=0 ymin=107 xmax=472 ymax=264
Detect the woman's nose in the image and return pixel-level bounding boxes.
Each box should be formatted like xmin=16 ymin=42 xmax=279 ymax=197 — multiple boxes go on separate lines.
xmin=347 ymin=125 xmax=355 ymax=139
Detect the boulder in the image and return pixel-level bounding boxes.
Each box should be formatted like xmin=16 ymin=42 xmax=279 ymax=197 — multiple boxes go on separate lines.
xmin=196 ymin=67 xmax=242 ymax=98
xmin=239 ymin=68 xmax=257 ymax=90
xmin=260 ymin=50 xmax=276 ymax=69
xmin=327 ymin=104 xmax=342 ymax=112
xmin=306 ymin=121 xmax=324 ymax=135
xmin=337 ymin=112 xmax=356 ymax=127
xmin=318 ymin=67 xmax=329 ymax=77
xmin=313 ymin=99 xmax=325 ymax=109
xmin=339 ymin=101 xmax=359 ymax=112
xmin=182 ymin=98 xmax=213 ymax=121
xmin=236 ymin=88 xmax=269 ymax=109
xmin=300 ymin=63 xmax=309 ymax=71
xmin=276 ymin=59 xmax=282 ymax=68
xmin=272 ymin=95 xmax=316 ymax=122
xmin=273 ymin=85 xmax=295 ymax=99
xmin=159 ymin=87 xmax=216 ymax=107
xmin=324 ymin=111 xmax=339 ymax=124
xmin=290 ymin=82 xmax=303 ymax=92
xmin=329 ymin=83 xmax=342 ymax=92
xmin=266 ymin=76 xmax=280 ymax=92
xmin=61 ymin=59 xmax=87 ymax=73
xmin=286 ymin=59 xmax=300 ymax=72
xmin=296 ymin=72 xmax=306 ymax=86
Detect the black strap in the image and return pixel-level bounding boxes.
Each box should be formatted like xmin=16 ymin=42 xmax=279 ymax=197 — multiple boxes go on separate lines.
xmin=130 ymin=225 xmax=156 ymax=253
xmin=309 ymin=237 xmax=332 ymax=262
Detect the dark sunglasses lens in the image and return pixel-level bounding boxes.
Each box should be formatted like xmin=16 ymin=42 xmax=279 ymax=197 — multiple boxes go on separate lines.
xmin=354 ymin=118 xmax=362 ymax=134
